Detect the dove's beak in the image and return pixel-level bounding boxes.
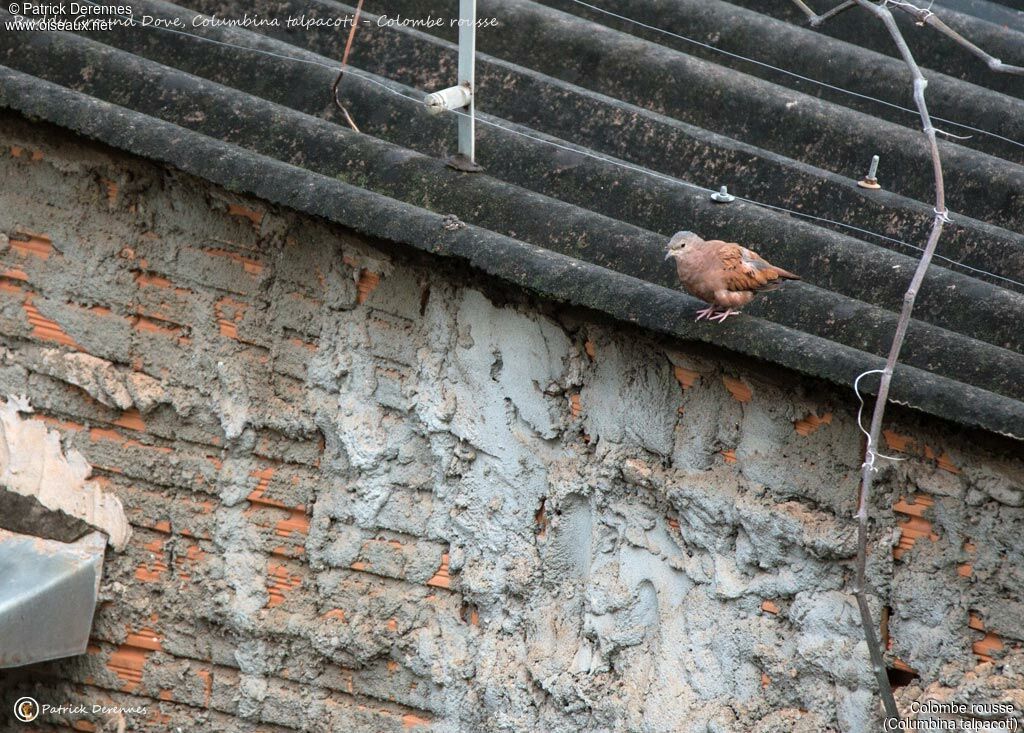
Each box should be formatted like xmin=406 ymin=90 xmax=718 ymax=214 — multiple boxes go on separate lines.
xmin=664 ymin=251 xmax=672 ymax=260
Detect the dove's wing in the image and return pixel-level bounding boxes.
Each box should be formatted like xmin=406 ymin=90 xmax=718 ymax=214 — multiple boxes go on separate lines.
xmin=715 ymin=242 xmax=799 ymax=293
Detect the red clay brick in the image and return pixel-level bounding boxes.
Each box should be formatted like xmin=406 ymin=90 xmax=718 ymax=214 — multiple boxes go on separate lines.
xmin=10 ymin=230 xmax=53 ymax=259
xmin=357 ymin=269 xmax=381 ymax=304
xmin=227 ymin=203 xmax=264 ymax=228
xmin=426 ymin=553 xmax=451 ymax=590
xmin=794 ymin=411 xmax=832 ymax=436
xmin=722 ymin=375 xmax=752 ymax=403
xmin=673 ymin=365 xmax=700 ymax=390
xmin=106 ymin=628 xmax=162 ymax=692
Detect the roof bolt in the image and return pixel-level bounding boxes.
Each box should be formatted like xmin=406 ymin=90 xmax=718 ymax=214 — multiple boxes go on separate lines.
xmin=857 ymin=155 xmax=882 ymax=190
xmin=711 ymin=185 xmax=735 ymax=203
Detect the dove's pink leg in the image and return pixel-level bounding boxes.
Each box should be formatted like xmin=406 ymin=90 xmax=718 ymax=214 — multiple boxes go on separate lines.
xmin=694 ymin=306 xmax=718 ymax=321
xmin=708 ymin=308 xmax=740 ymax=322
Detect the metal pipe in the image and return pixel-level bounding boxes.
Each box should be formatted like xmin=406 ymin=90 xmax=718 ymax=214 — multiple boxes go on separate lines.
xmin=457 ymin=0 xmax=477 ymax=163
xmin=424 ymin=83 xmax=472 ymax=114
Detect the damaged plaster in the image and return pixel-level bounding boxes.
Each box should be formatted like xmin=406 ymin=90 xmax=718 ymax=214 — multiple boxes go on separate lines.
xmin=0 ymin=395 xmax=130 ymax=550
xmin=0 ymin=117 xmax=1021 ymax=733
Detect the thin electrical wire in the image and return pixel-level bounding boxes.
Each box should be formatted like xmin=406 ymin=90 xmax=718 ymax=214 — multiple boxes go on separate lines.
xmin=453 ymin=118 xmax=1024 ymax=291
xmin=566 ymin=0 xmax=1024 ymax=151
xmin=74 ymin=1 xmax=1024 ymax=291
xmin=724 ymin=195 xmax=1024 ymax=288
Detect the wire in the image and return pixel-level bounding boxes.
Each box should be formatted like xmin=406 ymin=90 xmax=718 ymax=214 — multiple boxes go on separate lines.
xmin=460 ymin=110 xmax=1024 ymax=288
xmin=76 ymin=0 xmax=1024 ymax=291
xmin=78 ymin=8 xmax=430 ymax=103
xmin=724 ymin=196 xmax=1024 ymax=289
xmin=566 ymin=0 xmax=1024 ymax=151
xmin=463 ymin=113 xmax=716 ymax=196
xmin=854 ymin=369 xmax=906 ymax=471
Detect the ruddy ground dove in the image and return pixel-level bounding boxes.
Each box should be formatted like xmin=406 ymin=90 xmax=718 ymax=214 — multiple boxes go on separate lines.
xmin=665 ymin=231 xmax=800 ymax=322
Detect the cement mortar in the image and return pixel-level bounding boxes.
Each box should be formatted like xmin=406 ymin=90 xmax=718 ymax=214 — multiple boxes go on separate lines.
xmin=0 ymin=115 xmax=1021 ymax=733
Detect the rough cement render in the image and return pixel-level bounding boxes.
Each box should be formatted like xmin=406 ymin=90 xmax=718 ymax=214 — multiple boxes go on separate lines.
xmin=0 ymin=115 xmax=1022 ymax=732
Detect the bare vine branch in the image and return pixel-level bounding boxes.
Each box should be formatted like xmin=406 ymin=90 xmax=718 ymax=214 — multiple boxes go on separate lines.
xmin=331 ymin=0 xmax=366 ymax=132
xmin=790 ymin=0 xmax=857 ymax=27
xmin=792 ymin=0 xmax=1024 ymax=74
xmin=848 ymin=0 xmax=955 ymax=724
xmin=784 ymin=0 xmax=1017 ymax=725
xmin=886 ymin=0 xmax=1024 ymax=75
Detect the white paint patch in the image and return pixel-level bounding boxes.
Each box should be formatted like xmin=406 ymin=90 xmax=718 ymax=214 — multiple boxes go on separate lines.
xmin=0 ymin=395 xmax=130 ymax=550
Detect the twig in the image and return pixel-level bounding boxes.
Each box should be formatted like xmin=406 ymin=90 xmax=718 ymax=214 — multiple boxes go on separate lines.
xmin=850 ymin=0 xmax=952 ymax=724
xmin=790 ymin=0 xmax=857 ymax=27
xmin=886 ymin=0 xmax=1024 ymax=75
xmin=331 ymin=0 xmax=365 ymax=132
xmin=794 ymin=0 xmax=1024 ymax=74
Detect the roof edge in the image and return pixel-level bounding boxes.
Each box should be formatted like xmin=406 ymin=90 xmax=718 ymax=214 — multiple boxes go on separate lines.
xmin=0 ymin=68 xmax=1019 ymax=439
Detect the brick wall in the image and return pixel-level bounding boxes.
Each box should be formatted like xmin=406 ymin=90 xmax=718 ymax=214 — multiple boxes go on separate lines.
xmin=1 ymin=114 xmax=1022 ymax=732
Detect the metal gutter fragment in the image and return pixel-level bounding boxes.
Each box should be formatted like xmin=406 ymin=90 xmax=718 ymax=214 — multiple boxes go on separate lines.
xmin=0 ymin=530 xmax=107 ymax=668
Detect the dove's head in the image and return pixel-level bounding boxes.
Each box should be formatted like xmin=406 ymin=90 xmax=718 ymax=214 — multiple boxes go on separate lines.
xmin=665 ymin=230 xmax=702 ymax=260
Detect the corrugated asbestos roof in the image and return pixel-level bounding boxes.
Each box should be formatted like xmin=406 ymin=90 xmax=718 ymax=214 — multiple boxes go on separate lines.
xmin=1 ymin=0 xmax=1023 ymax=436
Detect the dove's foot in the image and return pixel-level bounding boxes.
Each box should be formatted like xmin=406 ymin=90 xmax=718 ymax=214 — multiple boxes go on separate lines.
xmin=694 ymin=306 xmax=718 ymax=321
xmin=708 ymin=308 xmax=740 ymax=323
